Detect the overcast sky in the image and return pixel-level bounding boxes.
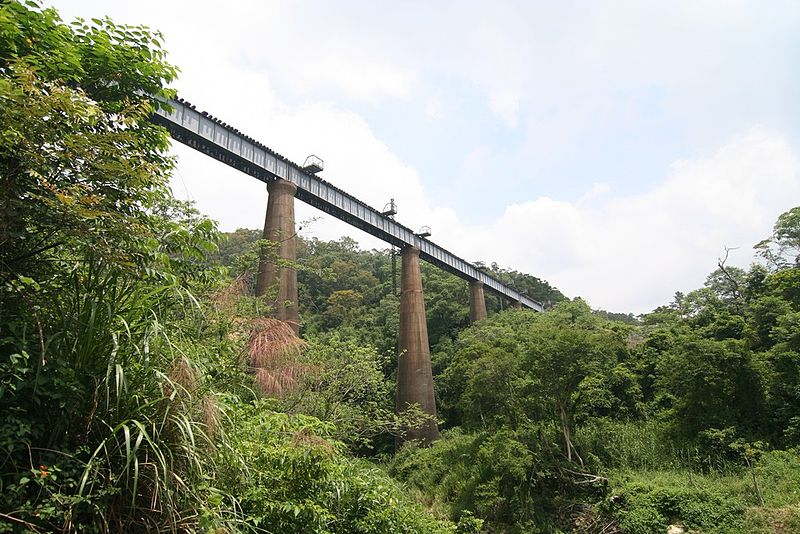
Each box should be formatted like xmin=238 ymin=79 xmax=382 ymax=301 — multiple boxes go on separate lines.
xmin=51 ymin=0 xmax=800 ymax=314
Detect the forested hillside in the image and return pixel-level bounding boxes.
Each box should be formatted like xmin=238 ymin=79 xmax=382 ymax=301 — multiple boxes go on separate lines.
xmin=2 ymin=2 xmax=799 ymax=533
xmin=215 ymin=215 xmax=800 ymax=532
xmin=218 ymin=230 xmax=566 ymax=358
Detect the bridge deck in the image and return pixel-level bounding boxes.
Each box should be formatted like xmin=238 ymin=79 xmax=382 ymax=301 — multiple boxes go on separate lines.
xmin=151 ymin=98 xmax=544 ymax=311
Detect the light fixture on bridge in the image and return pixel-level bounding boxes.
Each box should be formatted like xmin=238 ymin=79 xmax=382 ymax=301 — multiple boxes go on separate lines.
xmin=416 ymin=225 xmax=431 ymax=238
xmin=302 ymin=155 xmax=324 ymax=174
xmin=381 ymin=198 xmax=397 ymax=217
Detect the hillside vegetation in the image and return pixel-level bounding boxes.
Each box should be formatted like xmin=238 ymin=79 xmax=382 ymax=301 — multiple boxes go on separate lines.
xmin=2 ymin=2 xmax=799 ymax=532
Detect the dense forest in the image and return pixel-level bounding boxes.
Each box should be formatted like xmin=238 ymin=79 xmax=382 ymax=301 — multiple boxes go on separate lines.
xmin=1 ymin=2 xmax=799 ymax=533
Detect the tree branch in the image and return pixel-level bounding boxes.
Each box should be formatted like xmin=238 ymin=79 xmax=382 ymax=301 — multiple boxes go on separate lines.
xmin=717 ymin=246 xmax=741 ymax=300
xmin=560 ymin=467 xmax=608 ymax=485
xmin=0 ymin=512 xmax=43 ymax=532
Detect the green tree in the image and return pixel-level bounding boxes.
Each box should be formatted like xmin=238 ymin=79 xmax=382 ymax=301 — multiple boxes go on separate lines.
xmin=756 ymin=206 xmax=800 ymax=269
xmin=484 ymin=263 xmax=567 ymax=312
xmin=213 ymin=227 xmax=261 ymax=269
xmin=422 ymin=262 xmax=470 ymax=349
xmin=215 ymin=404 xmax=454 ymax=533
xmin=0 ymin=1 xmax=178 ymax=287
xmin=519 ymin=300 xmax=626 ymax=463
xmin=0 ymin=2 xmax=229 ymax=530
xmin=654 ymin=330 xmax=767 ymax=439
xmin=437 ymin=300 xmax=628 ymax=463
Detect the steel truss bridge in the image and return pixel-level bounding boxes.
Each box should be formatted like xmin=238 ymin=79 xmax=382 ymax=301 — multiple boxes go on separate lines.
xmin=151 ymin=98 xmax=543 ymax=311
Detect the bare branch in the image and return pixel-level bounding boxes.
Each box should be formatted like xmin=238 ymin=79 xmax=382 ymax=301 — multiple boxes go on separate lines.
xmin=560 ymin=467 xmax=609 ymax=485
xmin=0 ymin=512 xmax=43 ymax=532
xmin=717 ymin=246 xmax=741 ymax=301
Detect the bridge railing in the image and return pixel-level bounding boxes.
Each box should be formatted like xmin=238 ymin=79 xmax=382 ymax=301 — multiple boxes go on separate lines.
xmin=151 ymin=97 xmax=544 ymax=311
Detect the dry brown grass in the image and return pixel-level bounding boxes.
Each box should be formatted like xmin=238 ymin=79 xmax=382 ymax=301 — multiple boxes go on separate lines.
xmin=210 ymin=274 xmax=249 ymax=312
xmin=246 ymin=317 xmax=304 ymax=368
xmin=208 ymin=275 xmax=255 ymax=346
xmin=253 ymin=366 xmax=308 ymax=396
xmin=247 ymin=317 xmax=307 ymax=396
xmin=166 ymin=355 xmax=198 ymax=399
xmin=202 ymin=395 xmax=221 ymax=441
xmin=291 ymin=428 xmax=335 ymax=453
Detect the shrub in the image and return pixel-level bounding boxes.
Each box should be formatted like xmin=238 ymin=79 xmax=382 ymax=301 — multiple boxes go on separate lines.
xmin=613 ymin=480 xmax=745 ymax=533
xmin=215 ymin=401 xmax=455 ymax=533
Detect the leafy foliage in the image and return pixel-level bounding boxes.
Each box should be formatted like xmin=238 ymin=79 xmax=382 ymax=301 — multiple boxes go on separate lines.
xmin=4 ymin=2 xmax=800 ymax=532
xmin=756 ymin=206 xmax=800 ymax=269
xmin=395 ymin=208 xmax=800 ymax=532
xmin=0 ymin=3 xmax=457 ymax=532
xmin=273 ymin=333 xmax=433 ymax=453
xmin=613 ymin=482 xmax=745 ymax=534
xmin=214 ymin=403 xmax=453 ymax=533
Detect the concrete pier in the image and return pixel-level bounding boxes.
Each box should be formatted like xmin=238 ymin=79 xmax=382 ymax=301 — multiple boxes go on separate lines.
xmin=469 ymin=280 xmax=487 ymax=323
xmin=396 ymin=246 xmax=440 ymax=445
xmin=255 ymin=179 xmax=299 ymax=334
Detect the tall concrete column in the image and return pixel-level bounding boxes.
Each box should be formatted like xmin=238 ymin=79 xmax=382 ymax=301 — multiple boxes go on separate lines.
xmin=255 ymin=179 xmax=299 ymax=334
xmin=469 ymin=280 xmax=487 ymax=323
xmin=396 ymin=246 xmax=440 ymax=445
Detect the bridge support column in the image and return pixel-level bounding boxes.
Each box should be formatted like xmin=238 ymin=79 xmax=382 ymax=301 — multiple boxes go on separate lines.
xmin=397 ymin=246 xmax=439 ymax=445
xmin=469 ymin=281 xmax=487 ymax=323
xmin=255 ymin=179 xmax=299 ymax=334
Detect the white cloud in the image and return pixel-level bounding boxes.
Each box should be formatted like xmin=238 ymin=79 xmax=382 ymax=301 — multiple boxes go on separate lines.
xmin=487 ymin=89 xmax=521 ymax=128
xmin=461 ymin=128 xmax=800 ymax=313
xmin=425 ymin=93 xmax=445 ymax=121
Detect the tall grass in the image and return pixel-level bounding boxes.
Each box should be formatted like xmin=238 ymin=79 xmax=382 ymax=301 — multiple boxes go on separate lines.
xmin=247 ymin=317 xmax=307 ymax=396
xmin=575 ymin=419 xmax=686 ymax=471
xmin=576 ymin=420 xmax=800 ymax=533
xmin=27 ymin=260 xmax=246 ymax=531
